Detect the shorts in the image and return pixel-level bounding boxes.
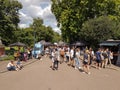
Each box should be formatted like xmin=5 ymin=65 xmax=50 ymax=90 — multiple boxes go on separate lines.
xmin=83 ymin=61 xmax=88 ymax=65
xmin=70 ymin=57 xmax=74 ymax=60
xmin=96 ymin=59 xmax=101 ymax=63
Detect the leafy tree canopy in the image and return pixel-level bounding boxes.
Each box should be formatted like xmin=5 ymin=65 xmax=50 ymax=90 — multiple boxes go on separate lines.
xmin=81 ymin=16 xmax=115 ymax=48
xmin=0 ymin=0 xmax=22 ymax=45
xmin=15 ymin=17 xmax=61 ymax=47
xmin=51 ymin=0 xmax=120 ymax=43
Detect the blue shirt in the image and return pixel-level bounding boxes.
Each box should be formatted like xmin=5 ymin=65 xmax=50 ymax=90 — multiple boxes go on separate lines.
xmin=96 ymin=51 xmax=101 ymax=60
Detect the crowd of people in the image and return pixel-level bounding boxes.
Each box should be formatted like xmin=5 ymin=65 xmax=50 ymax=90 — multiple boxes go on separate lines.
xmin=6 ymin=45 xmax=113 ymax=75
xmin=45 ymin=45 xmax=113 ymax=75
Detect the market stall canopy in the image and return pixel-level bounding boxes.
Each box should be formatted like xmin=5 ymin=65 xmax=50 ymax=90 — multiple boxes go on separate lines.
xmin=58 ymin=41 xmax=68 ymax=46
xmin=71 ymin=41 xmax=86 ymax=46
xmin=9 ymin=42 xmax=26 ymax=47
xmin=99 ymin=40 xmax=120 ymax=46
xmin=39 ymin=40 xmax=52 ymax=46
xmin=39 ymin=40 xmax=46 ymax=45
xmin=44 ymin=42 xmax=52 ymax=46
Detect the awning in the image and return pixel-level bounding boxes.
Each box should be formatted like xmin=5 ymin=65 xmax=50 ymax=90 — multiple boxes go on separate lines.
xmin=99 ymin=41 xmax=120 ymax=46
xmin=71 ymin=41 xmax=86 ymax=46
xmin=9 ymin=42 xmax=26 ymax=47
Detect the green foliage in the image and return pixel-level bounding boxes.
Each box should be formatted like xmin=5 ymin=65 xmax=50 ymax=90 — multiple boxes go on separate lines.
xmin=30 ymin=17 xmax=61 ymax=44
xmin=51 ymin=0 xmax=120 ymax=44
xmin=0 ymin=0 xmax=22 ymax=45
xmin=14 ymin=18 xmax=61 ymax=47
xmin=15 ymin=28 xmax=34 ymax=47
xmin=52 ymin=32 xmax=61 ymax=43
xmin=112 ymin=20 xmax=120 ymax=39
xmin=0 ymin=55 xmax=14 ymax=61
xmin=0 ymin=0 xmax=61 ymax=47
xmin=81 ymin=16 xmax=115 ymax=47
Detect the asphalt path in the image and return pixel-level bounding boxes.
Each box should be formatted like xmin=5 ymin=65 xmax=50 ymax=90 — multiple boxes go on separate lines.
xmin=0 ymin=56 xmax=120 ymax=90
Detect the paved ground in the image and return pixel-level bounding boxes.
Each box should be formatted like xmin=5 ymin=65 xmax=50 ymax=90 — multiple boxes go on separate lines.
xmin=0 ymin=56 xmax=120 ymax=90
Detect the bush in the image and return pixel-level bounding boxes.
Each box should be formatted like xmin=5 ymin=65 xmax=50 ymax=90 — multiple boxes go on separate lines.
xmin=5 ymin=47 xmax=16 ymax=55
xmin=0 ymin=55 xmax=14 ymax=61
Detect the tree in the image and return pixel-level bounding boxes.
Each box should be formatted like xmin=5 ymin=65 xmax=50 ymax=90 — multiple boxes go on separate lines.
xmin=45 ymin=26 xmax=55 ymax=42
xmin=81 ymin=16 xmax=115 ymax=48
xmin=30 ymin=18 xmax=44 ymax=42
xmin=13 ymin=17 xmax=61 ymax=47
xmin=15 ymin=28 xmax=34 ymax=47
xmin=0 ymin=0 xmax=22 ymax=45
xmin=51 ymin=0 xmax=120 ymax=43
xmin=112 ymin=20 xmax=120 ymax=40
xmin=52 ymin=31 xmax=61 ymax=43
xmin=30 ymin=17 xmax=61 ymax=43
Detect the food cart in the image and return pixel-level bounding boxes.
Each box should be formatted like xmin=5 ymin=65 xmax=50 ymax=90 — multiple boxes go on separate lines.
xmin=32 ymin=42 xmax=44 ymax=58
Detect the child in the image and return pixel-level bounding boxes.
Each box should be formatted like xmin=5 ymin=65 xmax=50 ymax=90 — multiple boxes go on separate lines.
xmin=16 ymin=60 xmax=23 ymax=70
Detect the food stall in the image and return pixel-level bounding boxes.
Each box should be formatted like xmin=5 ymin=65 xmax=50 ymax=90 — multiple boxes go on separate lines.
xmin=99 ymin=40 xmax=120 ymax=65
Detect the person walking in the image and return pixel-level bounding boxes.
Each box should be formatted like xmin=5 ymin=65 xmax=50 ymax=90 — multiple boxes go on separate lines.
xmin=50 ymin=48 xmax=59 ymax=70
xmin=89 ymin=47 xmax=94 ymax=68
xmin=69 ymin=47 xmax=75 ymax=67
xmin=74 ymin=48 xmax=82 ymax=70
xmin=65 ymin=48 xmax=70 ymax=63
xmin=101 ymin=49 xmax=108 ymax=68
xmin=109 ymin=50 xmax=113 ymax=66
xmin=82 ymin=50 xmax=91 ymax=74
xmin=95 ymin=48 xmax=102 ymax=69
xmin=106 ymin=48 xmax=112 ymax=67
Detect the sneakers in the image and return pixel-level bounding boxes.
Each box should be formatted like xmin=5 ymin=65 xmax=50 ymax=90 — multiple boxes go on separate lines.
xmin=82 ymin=71 xmax=85 ymax=73
xmin=82 ymin=71 xmax=91 ymax=75
xmin=40 ymin=58 xmax=42 ymax=60
xmin=78 ymin=67 xmax=82 ymax=69
xmin=87 ymin=72 xmax=91 ymax=75
xmin=98 ymin=67 xmax=101 ymax=70
xmin=75 ymin=67 xmax=77 ymax=70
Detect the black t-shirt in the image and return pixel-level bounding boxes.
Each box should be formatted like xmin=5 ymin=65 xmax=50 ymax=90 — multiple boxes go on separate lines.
xmin=102 ymin=52 xmax=108 ymax=59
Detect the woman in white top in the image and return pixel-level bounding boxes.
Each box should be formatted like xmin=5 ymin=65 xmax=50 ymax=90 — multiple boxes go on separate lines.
xmin=65 ymin=49 xmax=70 ymax=63
xmin=7 ymin=61 xmax=18 ymax=71
xmin=69 ymin=47 xmax=74 ymax=66
xmin=74 ymin=48 xmax=82 ymax=69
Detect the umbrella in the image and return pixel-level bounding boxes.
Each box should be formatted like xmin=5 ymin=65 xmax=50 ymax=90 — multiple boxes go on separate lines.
xmin=9 ymin=42 xmax=26 ymax=47
xmin=39 ymin=40 xmax=46 ymax=45
xmin=58 ymin=41 xmax=68 ymax=46
xmin=44 ymin=42 xmax=52 ymax=46
xmin=71 ymin=41 xmax=85 ymax=46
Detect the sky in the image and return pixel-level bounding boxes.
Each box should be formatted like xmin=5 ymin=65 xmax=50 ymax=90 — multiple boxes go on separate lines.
xmin=17 ymin=0 xmax=61 ymax=33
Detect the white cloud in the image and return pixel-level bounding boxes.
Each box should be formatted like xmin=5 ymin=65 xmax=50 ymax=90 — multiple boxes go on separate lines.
xmin=18 ymin=0 xmax=51 ymax=7
xmin=18 ymin=23 xmax=28 ymax=28
xmin=19 ymin=11 xmax=33 ymax=24
xmin=25 ymin=5 xmax=43 ymax=17
xmin=17 ymin=0 xmax=60 ymax=33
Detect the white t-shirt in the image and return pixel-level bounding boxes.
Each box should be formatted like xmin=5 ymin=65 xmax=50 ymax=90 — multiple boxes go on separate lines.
xmin=70 ymin=49 xmax=74 ymax=58
xmin=66 ymin=51 xmax=70 ymax=57
xmin=76 ymin=52 xmax=80 ymax=58
xmin=7 ymin=62 xmax=14 ymax=68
